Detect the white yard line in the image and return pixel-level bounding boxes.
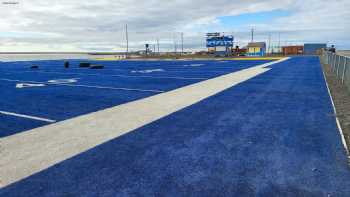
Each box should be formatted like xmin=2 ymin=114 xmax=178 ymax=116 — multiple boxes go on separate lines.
xmin=0 ymin=111 xmax=56 ymax=123
xmin=0 ymin=78 xmax=164 ymax=93
xmin=0 ymin=58 xmax=289 ymax=188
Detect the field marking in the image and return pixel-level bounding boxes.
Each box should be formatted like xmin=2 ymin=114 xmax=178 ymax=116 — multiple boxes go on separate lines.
xmin=131 ymin=69 xmax=165 ymax=73
xmin=183 ymin=64 xmax=205 ymax=67
xmin=0 ymin=111 xmax=56 ymax=123
xmin=47 ymin=78 xmax=79 ymax=84
xmin=19 ymin=70 xmax=208 ymax=80
xmin=0 ymin=78 xmax=164 ymax=93
xmin=16 ymin=83 xmax=46 ymax=88
xmin=147 ymin=70 xmax=228 ymax=73
xmin=0 ymin=58 xmax=289 ymax=188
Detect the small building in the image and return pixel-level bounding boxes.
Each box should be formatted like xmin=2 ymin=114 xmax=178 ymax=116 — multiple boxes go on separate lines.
xmin=304 ymin=43 xmax=327 ymax=55
xmin=247 ymin=42 xmax=266 ymax=56
xmin=282 ymin=46 xmax=304 ymax=55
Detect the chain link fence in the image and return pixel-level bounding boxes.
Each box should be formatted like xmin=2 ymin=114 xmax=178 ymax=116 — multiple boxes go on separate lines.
xmin=321 ymin=50 xmax=350 ymax=91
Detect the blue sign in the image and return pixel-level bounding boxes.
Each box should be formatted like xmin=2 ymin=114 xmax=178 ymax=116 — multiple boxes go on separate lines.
xmin=206 ymin=36 xmax=234 ymax=47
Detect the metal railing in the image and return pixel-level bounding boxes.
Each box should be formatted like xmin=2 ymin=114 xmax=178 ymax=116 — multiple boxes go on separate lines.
xmin=321 ymin=50 xmax=350 ymax=91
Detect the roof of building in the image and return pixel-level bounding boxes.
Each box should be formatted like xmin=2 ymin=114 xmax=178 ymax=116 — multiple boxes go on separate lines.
xmin=304 ymin=43 xmax=327 ymax=46
xmin=247 ymin=42 xmax=266 ymax=48
xmin=282 ymin=45 xmax=304 ymax=48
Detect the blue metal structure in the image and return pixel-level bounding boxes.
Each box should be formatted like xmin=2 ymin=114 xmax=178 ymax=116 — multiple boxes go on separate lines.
xmin=206 ymin=36 xmax=234 ymax=48
xmin=206 ymin=33 xmax=234 ymax=56
xmin=304 ymin=43 xmax=327 ymax=55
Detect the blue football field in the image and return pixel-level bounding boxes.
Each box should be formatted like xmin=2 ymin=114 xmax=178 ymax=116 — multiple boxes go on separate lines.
xmin=0 ymin=59 xmax=268 ymax=137
xmin=1 ymin=57 xmax=350 ymax=196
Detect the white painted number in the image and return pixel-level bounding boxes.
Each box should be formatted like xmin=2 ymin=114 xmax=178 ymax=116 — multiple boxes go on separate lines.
xmin=48 ymin=78 xmax=78 ymax=84
xmin=16 ymin=78 xmax=78 ymax=89
xmin=16 ymin=83 xmax=46 ymax=89
xmin=131 ymin=69 xmax=164 ymax=73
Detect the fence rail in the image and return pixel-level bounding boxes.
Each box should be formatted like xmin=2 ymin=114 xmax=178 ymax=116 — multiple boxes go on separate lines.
xmin=321 ymin=50 xmax=350 ymax=91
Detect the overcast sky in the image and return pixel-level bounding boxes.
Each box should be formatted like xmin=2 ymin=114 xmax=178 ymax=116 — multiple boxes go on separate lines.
xmin=0 ymin=0 xmax=349 ymax=52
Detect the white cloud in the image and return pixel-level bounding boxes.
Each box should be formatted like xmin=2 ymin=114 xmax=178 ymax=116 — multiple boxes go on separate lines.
xmin=0 ymin=0 xmax=348 ymax=51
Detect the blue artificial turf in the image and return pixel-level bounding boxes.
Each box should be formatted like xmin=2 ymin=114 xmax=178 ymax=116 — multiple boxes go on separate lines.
xmin=0 ymin=80 xmax=155 ymax=137
xmin=0 ymin=59 xmax=271 ymax=79
xmin=0 ymin=59 xmax=267 ymax=137
xmin=1 ymin=56 xmax=350 ymax=196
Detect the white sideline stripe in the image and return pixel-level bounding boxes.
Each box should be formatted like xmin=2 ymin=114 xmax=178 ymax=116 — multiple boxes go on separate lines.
xmin=0 ymin=111 xmax=56 ymax=123
xmin=0 ymin=78 xmax=164 ymax=93
xmin=322 ymin=69 xmax=350 ymax=156
xmin=21 ymin=70 xmax=208 ymax=80
xmin=0 ymin=58 xmax=289 ymax=188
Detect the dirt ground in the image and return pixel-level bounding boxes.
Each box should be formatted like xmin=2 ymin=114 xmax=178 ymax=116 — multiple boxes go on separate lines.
xmin=337 ymin=50 xmax=350 ymax=57
xmin=322 ymin=63 xmax=350 ymax=154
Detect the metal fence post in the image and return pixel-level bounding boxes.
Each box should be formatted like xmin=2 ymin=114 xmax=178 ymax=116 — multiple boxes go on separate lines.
xmin=331 ymin=53 xmax=335 ymax=70
xmin=329 ymin=53 xmax=334 ymax=68
xmin=335 ymin=55 xmax=340 ymax=77
xmin=340 ymin=56 xmax=342 ymax=73
xmin=330 ymin=53 xmax=333 ymax=70
xmin=322 ymin=50 xmax=325 ymax=64
xmin=330 ymin=53 xmax=332 ymax=69
xmin=342 ymin=57 xmax=348 ymax=84
xmin=334 ymin=54 xmax=337 ymax=70
xmin=333 ymin=53 xmax=336 ymax=71
xmin=332 ymin=53 xmax=336 ymax=72
xmin=337 ymin=55 xmax=341 ymax=75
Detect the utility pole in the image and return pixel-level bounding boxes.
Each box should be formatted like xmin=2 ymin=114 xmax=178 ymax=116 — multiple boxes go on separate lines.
xmin=251 ymin=28 xmax=254 ymax=42
xmin=173 ymin=33 xmax=177 ymax=55
xmin=268 ymin=33 xmax=271 ymax=54
xmin=278 ymin=32 xmax=281 ymax=53
xmin=125 ymin=24 xmax=129 ymax=58
xmin=157 ymin=38 xmax=160 ymax=55
xmin=181 ymin=32 xmax=184 ymax=55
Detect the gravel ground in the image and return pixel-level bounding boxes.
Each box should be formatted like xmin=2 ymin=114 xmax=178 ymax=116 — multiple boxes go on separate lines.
xmin=337 ymin=50 xmax=350 ymax=57
xmin=322 ymin=62 xmax=350 ymax=155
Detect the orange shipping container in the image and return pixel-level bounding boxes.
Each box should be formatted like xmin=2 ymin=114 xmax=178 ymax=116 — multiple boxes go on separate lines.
xmin=282 ymin=46 xmax=304 ymax=55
